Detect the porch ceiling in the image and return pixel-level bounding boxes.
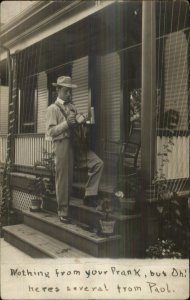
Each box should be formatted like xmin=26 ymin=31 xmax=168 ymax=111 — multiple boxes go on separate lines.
xmin=0 ymin=1 xmax=188 ymax=70
xmin=31 ymin=2 xmax=143 ymax=74
xmin=0 ymin=0 xmax=115 ymax=61
xmin=35 ymin=0 xmax=189 ymax=75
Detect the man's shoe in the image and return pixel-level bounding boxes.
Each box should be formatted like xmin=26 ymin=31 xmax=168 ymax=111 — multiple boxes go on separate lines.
xmin=83 ymin=195 xmax=98 ymax=208
xmin=59 ymin=216 xmax=71 ymax=223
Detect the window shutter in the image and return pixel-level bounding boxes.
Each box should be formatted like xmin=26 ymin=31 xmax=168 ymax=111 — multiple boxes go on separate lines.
xmin=0 ymin=86 xmax=9 ymax=134
xmin=72 ymin=56 xmax=89 ymax=115
xmin=99 ymin=52 xmax=121 ymax=141
xmin=37 ymin=72 xmax=48 ymax=133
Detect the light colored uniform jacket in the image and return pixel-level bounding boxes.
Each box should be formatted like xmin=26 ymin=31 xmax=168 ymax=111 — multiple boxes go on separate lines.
xmin=46 ymin=99 xmax=77 ymax=142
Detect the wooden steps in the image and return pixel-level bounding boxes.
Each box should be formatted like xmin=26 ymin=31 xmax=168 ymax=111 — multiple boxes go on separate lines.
xmin=72 ymin=181 xmax=115 ymax=199
xmin=71 ymin=198 xmax=141 ymax=229
xmin=3 ymin=209 xmax=122 ymax=258
xmin=3 ymin=170 xmax=143 ymax=258
xmin=23 ymin=210 xmax=121 ymax=257
xmin=3 ymin=224 xmax=91 ymax=258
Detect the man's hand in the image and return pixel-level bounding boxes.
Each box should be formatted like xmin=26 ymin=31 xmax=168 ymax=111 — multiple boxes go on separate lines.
xmin=67 ymin=115 xmax=77 ymax=127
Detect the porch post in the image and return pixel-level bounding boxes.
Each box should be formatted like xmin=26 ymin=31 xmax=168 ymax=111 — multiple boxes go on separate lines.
xmin=10 ymin=54 xmax=18 ymax=167
xmin=141 ymin=0 xmax=157 ymax=187
xmin=1 ymin=47 xmax=14 ymax=222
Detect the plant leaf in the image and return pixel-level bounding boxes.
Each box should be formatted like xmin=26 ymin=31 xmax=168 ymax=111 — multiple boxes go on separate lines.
xmin=175 ymin=209 xmax=181 ymax=217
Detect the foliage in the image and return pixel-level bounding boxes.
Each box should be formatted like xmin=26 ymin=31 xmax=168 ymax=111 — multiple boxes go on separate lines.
xmin=152 ymin=130 xmax=189 ymax=257
xmin=130 ymin=88 xmax=141 ymax=123
xmin=153 ymin=168 xmax=189 ymax=258
xmin=28 ymin=175 xmax=46 ymax=201
xmin=158 ymin=196 xmax=189 ymax=258
xmin=98 ymin=198 xmax=113 ymax=221
xmin=153 ymin=131 xmax=175 ymax=198
xmin=28 ymin=150 xmax=55 ymax=206
xmin=34 ymin=150 xmax=55 ymax=196
xmin=150 ymin=112 xmax=190 ymax=258
xmin=146 ymin=238 xmax=182 ymax=259
xmin=1 ymin=159 xmax=12 ymax=220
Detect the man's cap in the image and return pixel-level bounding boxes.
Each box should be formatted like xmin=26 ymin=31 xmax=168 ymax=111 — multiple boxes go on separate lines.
xmin=52 ymin=76 xmax=77 ymax=88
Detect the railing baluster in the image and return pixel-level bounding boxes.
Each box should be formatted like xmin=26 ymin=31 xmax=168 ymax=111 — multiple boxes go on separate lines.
xmin=2 ymin=134 xmax=188 ymax=180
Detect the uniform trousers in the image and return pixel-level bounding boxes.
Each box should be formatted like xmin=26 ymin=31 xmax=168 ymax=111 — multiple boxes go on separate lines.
xmin=53 ymin=138 xmax=104 ymax=217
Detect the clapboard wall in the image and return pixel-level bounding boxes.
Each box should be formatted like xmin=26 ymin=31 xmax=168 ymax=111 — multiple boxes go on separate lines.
xmin=0 ymin=86 xmax=9 ymax=135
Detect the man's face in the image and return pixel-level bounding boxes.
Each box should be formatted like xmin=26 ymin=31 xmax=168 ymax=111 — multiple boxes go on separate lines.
xmin=58 ymin=86 xmax=72 ymax=102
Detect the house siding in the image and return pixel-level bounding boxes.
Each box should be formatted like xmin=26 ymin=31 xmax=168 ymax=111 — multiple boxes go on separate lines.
xmin=0 ymin=86 xmax=9 ymax=135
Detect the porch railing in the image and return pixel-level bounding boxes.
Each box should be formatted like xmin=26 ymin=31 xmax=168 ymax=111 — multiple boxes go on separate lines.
xmin=14 ymin=134 xmax=53 ymax=167
xmin=0 ymin=135 xmax=7 ymax=164
xmin=156 ymin=134 xmax=189 ymax=180
xmin=0 ymin=134 xmax=189 ymax=182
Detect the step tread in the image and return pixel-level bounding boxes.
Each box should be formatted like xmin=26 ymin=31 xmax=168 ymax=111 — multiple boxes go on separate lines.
xmin=70 ymin=198 xmax=141 ymax=221
xmin=24 ymin=210 xmax=121 ymax=243
xmin=3 ymin=224 xmax=90 ymax=258
xmin=47 ymin=197 xmax=141 ymax=221
xmin=72 ymin=182 xmax=114 ymax=194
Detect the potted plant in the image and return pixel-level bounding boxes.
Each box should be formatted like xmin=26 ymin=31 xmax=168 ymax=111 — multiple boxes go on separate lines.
xmin=28 ymin=175 xmax=46 ymax=212
xmin=34 ymin=150 xmax=55 ymax=198
xmin=114 ymin=190 xmax=136 ymax=213
xmin=28 ymin=150 xmax=55 ymax=212
xmin=98 ymin=198 xmax=116 ymax=236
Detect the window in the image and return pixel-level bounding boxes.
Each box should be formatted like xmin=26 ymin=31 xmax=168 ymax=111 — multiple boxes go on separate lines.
xmin=17 ymin=45 xmax=39 ymax=133
xmin=19 ymin=77 xmax=37 ymax=133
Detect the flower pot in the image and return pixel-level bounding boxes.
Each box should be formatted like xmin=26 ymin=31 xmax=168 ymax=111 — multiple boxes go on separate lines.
xmin=119 ymin=197 xmax=136 ymax=212
xmin=30 ymin=198 xmax=42 ymax=212
xmin=99 ymin=219 xmax=115 ymax=236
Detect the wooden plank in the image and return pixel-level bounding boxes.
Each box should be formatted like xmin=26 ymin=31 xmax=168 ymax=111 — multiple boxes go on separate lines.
xmin=4 ymin=224 xmax=90 ymax=258
xmin=23 ymin=210 xmax=121 ymax=257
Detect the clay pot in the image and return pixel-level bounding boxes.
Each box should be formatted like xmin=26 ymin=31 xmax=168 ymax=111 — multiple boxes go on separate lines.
xmin=99 ymin=219 xmax=115 ymax=235
xmin=30 ymin=199 xmax=42 ymax=212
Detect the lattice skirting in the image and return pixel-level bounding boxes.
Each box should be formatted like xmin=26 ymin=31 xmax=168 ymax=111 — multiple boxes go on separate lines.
xmin=12 ymin=189 xmax=34 ymax=211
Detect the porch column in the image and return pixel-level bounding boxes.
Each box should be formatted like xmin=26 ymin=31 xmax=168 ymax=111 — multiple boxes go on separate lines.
xmin=1 ymin=49 xmax=17 ymax=222
xmin=141 ymin=0 xmax=157 ymax=187
xmin=10 ymin=54 xmax=18 ymax=167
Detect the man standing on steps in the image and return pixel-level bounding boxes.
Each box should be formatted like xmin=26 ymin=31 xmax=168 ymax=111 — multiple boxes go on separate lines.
xmin=46 ymin=76 xmax=104 ymax=223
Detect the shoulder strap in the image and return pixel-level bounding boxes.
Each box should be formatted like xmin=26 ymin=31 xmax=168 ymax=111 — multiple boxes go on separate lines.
xmin=55 ymin=102 xmax=68 ymax=119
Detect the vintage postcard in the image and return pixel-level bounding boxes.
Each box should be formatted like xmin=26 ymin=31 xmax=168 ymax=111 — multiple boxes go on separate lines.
xmin=0 ymin=0 xmax=189 ymax=299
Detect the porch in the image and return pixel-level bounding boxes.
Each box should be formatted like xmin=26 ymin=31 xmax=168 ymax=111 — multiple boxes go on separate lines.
xmin=0 ymin=0 xmax=189 ymax=258
xmin=0 ymin=129 xmax=189 ymax=257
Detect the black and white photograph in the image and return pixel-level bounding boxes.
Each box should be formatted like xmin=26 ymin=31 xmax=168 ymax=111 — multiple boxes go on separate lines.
xmin=0 ymin=0 xmax=189 ymax=299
